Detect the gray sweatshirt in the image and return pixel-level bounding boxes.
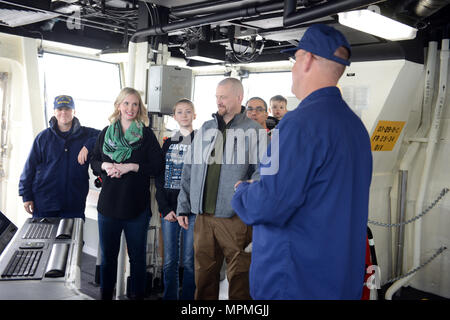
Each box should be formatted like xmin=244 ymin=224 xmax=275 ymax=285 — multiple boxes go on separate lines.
xmin=177 ymin=111 xmax=266 ymax=218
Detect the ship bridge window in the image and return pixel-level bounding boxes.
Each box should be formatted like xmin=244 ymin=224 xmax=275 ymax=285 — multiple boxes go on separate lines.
xmin=164 ymin=74 xmax=225 ymax=131
xmin=242 ymin=72 xmax=293 ymax=108
xmin=167 ymin=71 xmax=295 ymax=131
xmin=38 ymin=53 xmax=121 ymax=130
xmin=192 ymin=74 xmax=226 ymax=129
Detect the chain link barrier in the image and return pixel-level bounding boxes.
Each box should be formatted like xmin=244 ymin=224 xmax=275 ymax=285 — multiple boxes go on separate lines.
xmin=368 ymin=187 xmax=449 ymax=228
xmin=367 ymin=187 xmax=449 ymax=286
xmin=383 ymin=246 xmax=447 ymax=285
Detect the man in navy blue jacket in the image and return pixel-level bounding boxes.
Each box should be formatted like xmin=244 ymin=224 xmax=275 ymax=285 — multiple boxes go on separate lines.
xmin=19 ymin=95 xmax=100 ymax=219
xmin=232 ymin=24 xmax=373 ymax=299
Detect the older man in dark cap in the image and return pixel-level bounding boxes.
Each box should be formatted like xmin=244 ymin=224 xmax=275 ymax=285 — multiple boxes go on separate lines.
xmin=19 ymin=95 xmax=100 ymax=219
xmin=232 ymin=24 xmax=373 ymax=299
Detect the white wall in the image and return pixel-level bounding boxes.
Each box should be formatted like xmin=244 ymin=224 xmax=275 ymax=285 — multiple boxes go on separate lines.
xmin=406 ymin=55 xmax=450 ymax=297
xmin=340 ymin=57 xmax=450 ymax=298
xmin=340 ymin=60 xmax=425 ymax=289
xmin=0 ymin=33 xmax=45 ymax=228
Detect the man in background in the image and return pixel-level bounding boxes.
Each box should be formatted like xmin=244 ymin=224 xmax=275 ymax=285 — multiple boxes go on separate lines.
xmin=19 ymin=95 xmax=100 ymax=219
xmin=246 ymin=97 xmax=269 ymax=132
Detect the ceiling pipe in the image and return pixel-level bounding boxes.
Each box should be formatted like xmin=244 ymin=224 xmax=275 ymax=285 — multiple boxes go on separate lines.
xmin=283 ymin=0 xmax=387 ymax=27
xmin=171 ymin=0 xmax=258 ymax=18
xmin=130 ymin=1 xmax=285 ymax=42
xmin=414 ymin=0 xmax=450 ymax=17
xmin=171 ymin=0 xmax=324 ymax=19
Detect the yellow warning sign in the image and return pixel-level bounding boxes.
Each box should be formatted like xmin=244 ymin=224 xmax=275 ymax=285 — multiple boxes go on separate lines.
xmin=371 ymin=120 xmax=406 ymax=151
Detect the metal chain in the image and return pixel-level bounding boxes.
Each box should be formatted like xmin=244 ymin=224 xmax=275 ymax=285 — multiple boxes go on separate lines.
xmin=383 ymin=246 xmax=447 ymax=284
xmin=368 ymin=188 xmax=449 ymax=228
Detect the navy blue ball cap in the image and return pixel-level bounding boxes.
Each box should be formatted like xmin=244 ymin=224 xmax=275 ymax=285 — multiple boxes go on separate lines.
xmin=281 ymin=24 xmax=351 ymax=66
xmin=54 ymin=95 xmax=75 ymax=109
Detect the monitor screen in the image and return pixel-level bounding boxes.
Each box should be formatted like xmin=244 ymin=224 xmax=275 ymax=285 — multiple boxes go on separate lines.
xmin=0 ymin=211 xmax=17 ymax=256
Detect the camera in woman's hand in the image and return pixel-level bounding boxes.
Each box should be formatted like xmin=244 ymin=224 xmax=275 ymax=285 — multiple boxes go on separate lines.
xmin=94 ymin=176 xmax=102 ymax=188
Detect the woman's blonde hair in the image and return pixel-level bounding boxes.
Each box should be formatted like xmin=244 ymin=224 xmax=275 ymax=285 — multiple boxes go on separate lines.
xmin=108 ymin=87 xmax=149 ymax=126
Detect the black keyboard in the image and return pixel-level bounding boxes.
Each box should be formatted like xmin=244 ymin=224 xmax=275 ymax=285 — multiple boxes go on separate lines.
xmin=22 ymin=224 xmax=53 ymax=239
xmin=1 ymin=249 xmax=42 ymax=278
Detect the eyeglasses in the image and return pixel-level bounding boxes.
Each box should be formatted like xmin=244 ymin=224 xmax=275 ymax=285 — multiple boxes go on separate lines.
xmin=246 ymin=107 xmax=266 ymax=113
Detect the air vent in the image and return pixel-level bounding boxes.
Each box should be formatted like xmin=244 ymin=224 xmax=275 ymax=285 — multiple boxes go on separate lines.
xmin=0 ymin=9 xmax=58 ymax=27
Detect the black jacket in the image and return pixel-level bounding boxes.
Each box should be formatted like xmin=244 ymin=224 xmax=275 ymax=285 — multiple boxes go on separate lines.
xmin=91 ymin=125 xmax=163 ymax=220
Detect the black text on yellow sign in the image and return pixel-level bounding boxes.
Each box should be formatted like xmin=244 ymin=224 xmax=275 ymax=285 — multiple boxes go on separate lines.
xmin=371 ymin=120 xmax=406 ymax=151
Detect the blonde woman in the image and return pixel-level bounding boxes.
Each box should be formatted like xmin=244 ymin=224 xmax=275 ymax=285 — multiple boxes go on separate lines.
xmin=91 ymin=87 xmax=163 ymax=300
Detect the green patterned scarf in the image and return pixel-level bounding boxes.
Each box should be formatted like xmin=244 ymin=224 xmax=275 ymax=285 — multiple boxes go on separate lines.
xmin=103 ymin=120 xmax=143 ymax=162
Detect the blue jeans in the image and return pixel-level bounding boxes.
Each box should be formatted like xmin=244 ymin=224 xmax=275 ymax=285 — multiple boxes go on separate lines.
xmin=98 ymin=208 xmax=150 ymax=299
xmin=161 ymin=214 xmax=196 ymax=300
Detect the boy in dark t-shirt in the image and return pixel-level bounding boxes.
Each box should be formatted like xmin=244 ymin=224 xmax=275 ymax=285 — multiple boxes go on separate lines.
xmin=155 ymin=99 xmax=196 ymax=300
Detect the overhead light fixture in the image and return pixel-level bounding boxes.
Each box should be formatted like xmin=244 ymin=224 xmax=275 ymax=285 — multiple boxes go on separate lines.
xmin=98 ymin=48 xmax=128 ymax=63
xmin=338 ymin=6 xmax=417 ymax=41
xmin=186 ymin=40 xmax=225 ymax=64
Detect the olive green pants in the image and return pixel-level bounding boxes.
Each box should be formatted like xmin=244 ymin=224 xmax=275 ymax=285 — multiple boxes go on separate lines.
xmin=194 ymin=213 xmax=252 ymax=300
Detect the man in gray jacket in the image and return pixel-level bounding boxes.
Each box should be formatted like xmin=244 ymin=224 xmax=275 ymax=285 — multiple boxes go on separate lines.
xmin=177 ymin=77 xmax=264 ymax=300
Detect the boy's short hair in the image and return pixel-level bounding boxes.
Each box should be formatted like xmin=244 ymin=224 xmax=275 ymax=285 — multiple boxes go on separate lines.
xmin=270 ymin=95 xmax=287 ymax=105
xmin=173 ymin=98 xmax=195 ymax=114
